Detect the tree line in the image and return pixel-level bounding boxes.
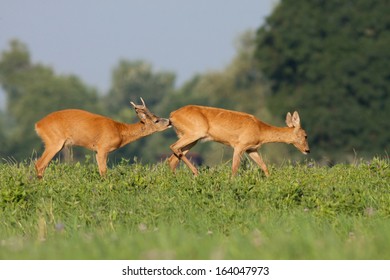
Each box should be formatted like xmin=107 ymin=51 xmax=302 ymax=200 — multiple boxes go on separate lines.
xmin=0 ymin=0 xmax=388 ymax=167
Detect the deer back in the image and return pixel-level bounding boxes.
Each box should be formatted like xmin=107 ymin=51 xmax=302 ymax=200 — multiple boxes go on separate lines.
xmin=35 ymin=109 xmax=124 ymax=149
xmin=169 ymin=105 xmax=261 ymax=147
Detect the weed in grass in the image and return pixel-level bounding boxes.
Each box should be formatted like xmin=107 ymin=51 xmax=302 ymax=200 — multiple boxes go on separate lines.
xmin=0 ymin=157 xmax=389 ymax=259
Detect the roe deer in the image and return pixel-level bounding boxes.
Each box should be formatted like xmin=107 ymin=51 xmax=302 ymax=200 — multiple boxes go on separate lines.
xmin=168 ymin=105 xmax=310 ymax=176
xmin=35 ymin=98 xmax=170 ymax=178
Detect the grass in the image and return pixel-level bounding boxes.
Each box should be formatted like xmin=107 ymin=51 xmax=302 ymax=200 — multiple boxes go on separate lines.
xmin=0 ymin=157 xmax=389 ymax=259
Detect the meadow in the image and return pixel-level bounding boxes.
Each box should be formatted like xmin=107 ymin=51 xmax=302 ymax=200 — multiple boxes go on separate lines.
xmin=0 ymin=157 xmax=389 ymax=259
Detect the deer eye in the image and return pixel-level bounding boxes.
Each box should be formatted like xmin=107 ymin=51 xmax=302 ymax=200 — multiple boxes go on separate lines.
xmin=154 ymin=119 xmax=160 ymax=124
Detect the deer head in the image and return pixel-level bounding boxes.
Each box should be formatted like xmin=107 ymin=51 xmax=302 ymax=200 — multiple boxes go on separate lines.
xmin=130 ymin=97 xmax=171 ymax=131
xmin=286 ymin=111 xmax=310 ymax=154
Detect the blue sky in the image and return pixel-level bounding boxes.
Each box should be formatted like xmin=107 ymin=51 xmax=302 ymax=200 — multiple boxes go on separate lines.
xmin=0 ymin=0 xmax=275 ymax=94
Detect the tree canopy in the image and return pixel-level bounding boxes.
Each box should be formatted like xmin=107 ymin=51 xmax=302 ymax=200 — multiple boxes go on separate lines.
xmin=255 ymin=0 xmax=390 ymax=162
xmin=1 ymin=0 xmax=389 ymax=166
xmin=0 ymin=40 xmax=102 ymax=159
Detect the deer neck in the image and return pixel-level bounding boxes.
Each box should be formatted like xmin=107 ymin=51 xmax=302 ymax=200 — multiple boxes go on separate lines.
xmin=261 ymin=124 xmax=295 ymax=145
xmin=119 ymin=122 xmax=152 ymax=146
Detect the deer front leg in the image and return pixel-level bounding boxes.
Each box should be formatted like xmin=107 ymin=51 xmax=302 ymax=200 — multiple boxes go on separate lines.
xmin=246 ymin=149 xmax=270 ymax=177
xmin=96 ymin=151 xmax=108 ymax=177
xmin=232 ymin=148 xmax=244 ymax=176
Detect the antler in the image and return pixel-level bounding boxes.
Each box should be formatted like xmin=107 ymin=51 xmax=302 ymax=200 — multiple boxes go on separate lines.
xmin=130 ymin=97 xmax=146 ymax=109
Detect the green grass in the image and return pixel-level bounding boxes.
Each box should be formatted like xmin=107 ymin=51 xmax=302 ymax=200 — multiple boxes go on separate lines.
xmin=0 ymin=157 xmax=389 ymax=259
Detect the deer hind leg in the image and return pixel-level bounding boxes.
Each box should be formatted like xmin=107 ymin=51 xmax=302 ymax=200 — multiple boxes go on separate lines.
xmin=169 ymin=136 xmax=200 ymax=175
xmin=168 ymin=141 xmax=198 ymax=173
xmin=246 ymin=149 xmax=269 ymax=177
xmin=96 ymin=150 xmax=108 ymax=177
xmin=35 ymin=141 xmax=65 ymax=179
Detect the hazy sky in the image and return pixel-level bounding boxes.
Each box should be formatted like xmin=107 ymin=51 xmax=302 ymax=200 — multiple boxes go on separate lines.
xmin=0 ymin=0 xmax=275 ymax=93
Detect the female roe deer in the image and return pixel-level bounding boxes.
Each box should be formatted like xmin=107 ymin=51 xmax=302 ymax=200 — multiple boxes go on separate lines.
xmin=168 ymin=105 xmax=310 ymax=176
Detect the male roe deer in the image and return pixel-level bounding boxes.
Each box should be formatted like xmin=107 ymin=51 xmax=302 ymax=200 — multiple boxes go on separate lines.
xmin=35 ymin=98 xmax=171 ymax=178
xmin=168 ymin=105 xmax=310 ymax=176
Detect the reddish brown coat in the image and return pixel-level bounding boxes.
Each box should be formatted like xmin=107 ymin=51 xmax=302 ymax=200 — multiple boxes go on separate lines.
xmin=168 ymin=105 xmax=310 ymax=176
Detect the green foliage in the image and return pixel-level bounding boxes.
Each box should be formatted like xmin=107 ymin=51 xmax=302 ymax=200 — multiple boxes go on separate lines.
xmin=105 ymin=60 xmax=175 ymax=114
xmin=178 ymin=31 xmax=269 ymax=116
xmin=102 ymin=60 xmax=175 ymax=163
xmin=160 ymin=31 xmax=283 ymax=166
xmin=0 ymin=40 xmax=103 ymax=159
xmin=0 ymin=157 xmax=389 ymax=259
xmin=0 ymin=112 xmax=9 ymax=155
xmin=255 ymin=0 xmax=390 ymax=161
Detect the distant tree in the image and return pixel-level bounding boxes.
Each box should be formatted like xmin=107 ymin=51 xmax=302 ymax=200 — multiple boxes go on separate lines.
xmin=177 ymin=31 xmax=271 ymax=117
xmin=0 ymin=40 xmax=102 ymax=160
xmin=105 ymin=60 xmax=175 ymax=114
xmin=104 ymin=31 xmax=276 ymax=166
xmin=104 ymin=59 xmax=175 ymax=163
xmin=255 ymin=0 xmax=390 ymax=161
xmin=0 ymin=40 xmax=31 ymax=116
xmin=0 ymin=112 xmax=9 ymax=157
xmin=160 ymin=31 xmax=284 ymax=166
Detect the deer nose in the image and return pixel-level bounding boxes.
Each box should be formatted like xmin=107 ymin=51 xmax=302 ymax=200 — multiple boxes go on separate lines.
xmin=305 ymin=149 xmax=310 ymax=154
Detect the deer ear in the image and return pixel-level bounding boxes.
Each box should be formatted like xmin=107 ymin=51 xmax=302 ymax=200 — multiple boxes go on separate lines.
xmin=292 ymin=111 xmax=301 ymax=128
xmin=136 ymin=112 xmax=147 ymax=122
xmin=286 ymin=112 xmax=294 ymax=127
